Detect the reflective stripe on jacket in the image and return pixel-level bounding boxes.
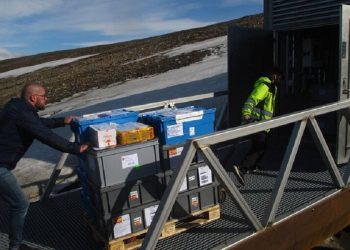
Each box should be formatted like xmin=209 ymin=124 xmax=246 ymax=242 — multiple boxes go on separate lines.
xmin=242 ymin=76 xmax=277 ymax=121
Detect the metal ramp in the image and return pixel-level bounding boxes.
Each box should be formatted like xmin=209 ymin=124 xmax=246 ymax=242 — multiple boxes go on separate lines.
xmin=2 ymin=99 xmax=350 ymax=250
xmin=0 ymin=140 xmax=347 ymax=249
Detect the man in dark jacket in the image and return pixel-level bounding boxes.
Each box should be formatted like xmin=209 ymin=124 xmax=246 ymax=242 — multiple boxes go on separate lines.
xmin=0 ymin=83 xmax=89 ymax=250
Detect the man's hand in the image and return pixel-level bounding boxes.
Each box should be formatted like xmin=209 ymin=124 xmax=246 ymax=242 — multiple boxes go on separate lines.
xmin=79 ymin=144 xmax=90 ymax=153
xmin=64 ymin=115 xmax=79 ymax=125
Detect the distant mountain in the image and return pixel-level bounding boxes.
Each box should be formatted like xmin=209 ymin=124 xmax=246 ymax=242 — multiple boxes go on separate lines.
xmin=0 ymin=14 xmax=263 ymax=108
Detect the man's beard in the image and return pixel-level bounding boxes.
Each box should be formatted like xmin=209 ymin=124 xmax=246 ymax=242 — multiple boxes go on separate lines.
xmin=35 ymin=103 xmax=46 ymax=111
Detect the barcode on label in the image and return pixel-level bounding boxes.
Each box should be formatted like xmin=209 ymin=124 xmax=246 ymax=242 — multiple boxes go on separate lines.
xmin=200 ymin=175 xmax=208 ymax=184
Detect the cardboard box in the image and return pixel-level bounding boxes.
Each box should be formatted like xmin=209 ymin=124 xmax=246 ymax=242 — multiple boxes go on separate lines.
xmin=89 ymin=122 xmax=117 ymax=149
xmin=71 ymin=109 xmax=138 ymax=143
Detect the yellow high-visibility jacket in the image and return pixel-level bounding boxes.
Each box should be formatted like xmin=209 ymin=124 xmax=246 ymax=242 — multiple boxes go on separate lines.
xmin=242 ymin=76 xmax=277 ymax=121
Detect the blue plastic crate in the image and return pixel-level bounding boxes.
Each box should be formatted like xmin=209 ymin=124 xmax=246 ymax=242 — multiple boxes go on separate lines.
xmin=139 ymin=106 xmax=215 ymax=145
xmin=71 ymin=109 xmax=138 ymax=143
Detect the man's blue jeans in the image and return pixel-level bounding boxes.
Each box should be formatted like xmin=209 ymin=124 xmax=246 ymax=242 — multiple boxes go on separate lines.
xmin=0 ymin=165 xmax=30 ymax=249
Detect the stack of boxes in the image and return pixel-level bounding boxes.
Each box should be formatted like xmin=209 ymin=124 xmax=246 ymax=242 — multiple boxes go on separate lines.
xmin=71 ymin=106 xmax=218 ymax=241
xmin=71 ymin=109 xmax=139 ymax=220
xmin=140 ymin=106 xmax=219 ymax=220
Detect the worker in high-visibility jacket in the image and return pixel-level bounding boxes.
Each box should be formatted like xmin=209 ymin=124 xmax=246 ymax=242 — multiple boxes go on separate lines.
xmin=242 ymin=76 xmax=277 ymax=122
xmin=231 ymin=68 xmax=282 ymax=186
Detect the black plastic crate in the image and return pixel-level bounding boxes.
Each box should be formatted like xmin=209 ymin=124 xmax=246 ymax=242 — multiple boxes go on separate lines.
xmin=88 ymin=174 xmax=164 ymax=217
xmin=91 ymin=201 xmax=161 ymax=241
xmin=162 ymin=162 xmax=220 ymax=220
xmin=164 ymin=162 xmax=218 ymax=193
xmin=172 ymin=185 xmax=219 ymax=220
xmin=160 ymin=142 xmax=204 ymax=171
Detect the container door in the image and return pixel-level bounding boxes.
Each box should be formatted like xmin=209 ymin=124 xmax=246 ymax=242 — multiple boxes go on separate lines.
xmin=228 ymin=26 xmax=273 ymax=127
xmin=337 ymin=4 xmax=350 ymax=164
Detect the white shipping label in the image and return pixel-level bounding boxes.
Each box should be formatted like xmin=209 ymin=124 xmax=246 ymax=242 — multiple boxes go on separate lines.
xmin=188 ymin=175 xmax=196 ymax=182
xmin=189 ymin=127 xmax=195 ymax=136
xmin=179 ymin=177 xmax=187 ymax=192
xmin=175 ymin=110 xmax=204 ymax=123
xmin=144 ymin=205 xmax=159 ymax=227
xmin=198 ymin=165 xmax=213 ymax=186
xmin=168 ymin=146 xmax=184 ymax=158
xmin=121 ymin=153 xmax=140 ymax=169
xmin=167 ymin=123 xmax=184 ymax=138
xmin=113 ymin=214 xmax=132 ymax=238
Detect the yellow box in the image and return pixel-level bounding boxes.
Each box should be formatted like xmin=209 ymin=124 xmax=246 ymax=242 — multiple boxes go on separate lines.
xmin=116 ymin=122 xmax=154 ymax=145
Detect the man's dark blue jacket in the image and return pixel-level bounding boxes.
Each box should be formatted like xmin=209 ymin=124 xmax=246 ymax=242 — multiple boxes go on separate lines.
xmin=0 ymin=98 xmax=81 ymax=170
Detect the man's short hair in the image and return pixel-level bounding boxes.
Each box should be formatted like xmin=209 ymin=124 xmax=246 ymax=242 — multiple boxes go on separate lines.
xmin=21 ymin=83 xmax=43 ymax=99
xmin=270 ymin=67 xmax=282 ymax=76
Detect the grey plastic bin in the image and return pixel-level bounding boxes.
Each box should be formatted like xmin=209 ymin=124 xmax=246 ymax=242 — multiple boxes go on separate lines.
xmin=86 ymin=139 xmax=161 ymax=187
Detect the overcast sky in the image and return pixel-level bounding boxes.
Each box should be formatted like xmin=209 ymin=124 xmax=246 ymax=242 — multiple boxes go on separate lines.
xmin=0 ymin=0 xmax=262 ymax=60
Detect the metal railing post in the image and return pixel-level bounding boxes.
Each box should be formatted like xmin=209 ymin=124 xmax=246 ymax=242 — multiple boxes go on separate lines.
xmin=262 ymin=120 xmax=307 ymax=226
xmin=198 ymin=144 xmax=263 ymax=230
xmin=308 ymin=117 xmax=345 ymax=188
xmin=141 ymin=142 xmax=196 ymax=250
xmin=41 ymin=133 xmax=75 ymax=201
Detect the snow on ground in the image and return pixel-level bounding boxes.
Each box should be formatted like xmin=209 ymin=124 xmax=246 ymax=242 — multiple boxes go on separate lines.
xmin=121 ymin=36 xmax=226 ymax=66
xmin=164 ymin=36 xmax=226 ymax=57
xmin=43 ymin=47 xmax=227 ymax=116
xmin=0 ymin=54 xmax=97 ymax=79
xmin=11 ymin=37 xmax=228 ymax=199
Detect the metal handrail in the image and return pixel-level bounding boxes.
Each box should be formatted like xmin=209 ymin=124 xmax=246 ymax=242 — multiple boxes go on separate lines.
xmin=41 ymin=134 xmax=75 ymax=201
xmin=141 ymin=99 xmax=350 ymax=250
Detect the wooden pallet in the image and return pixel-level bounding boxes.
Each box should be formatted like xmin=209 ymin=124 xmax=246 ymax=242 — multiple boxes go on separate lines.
xmin=108 ymin=204 xmax=220 ymax=250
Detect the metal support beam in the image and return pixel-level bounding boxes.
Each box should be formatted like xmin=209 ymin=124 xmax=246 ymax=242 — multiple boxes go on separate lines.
xmin=262 ymin=120 xmax=307 ymax=226
xmin=343 ymin=162 xmax=350 ymax=185
xmin=340 ymin=108 xmax=350 ymax=123
xmin=197 ymin=144 xmax=263 ymax=231
xmin=127 ymin=91 xmax=227 ymax=111
xmin=307 ymin=117 xmax=345 ymax=188
xmin=197 ymin=99 xmax=350 ymax=146
xmin=41 ymin=133 xmax=75 ymax=201
xmin=141 ymin=142 xmax=196 ymax=250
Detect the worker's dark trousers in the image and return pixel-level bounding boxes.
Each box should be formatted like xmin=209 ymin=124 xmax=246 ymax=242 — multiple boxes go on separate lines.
xmin=0 ymin=164 xmax=29 ymax=250
xmin=230 ymin=131 xmax=267 ymax=172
